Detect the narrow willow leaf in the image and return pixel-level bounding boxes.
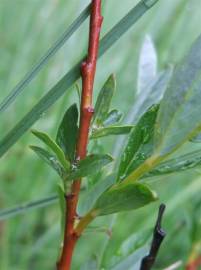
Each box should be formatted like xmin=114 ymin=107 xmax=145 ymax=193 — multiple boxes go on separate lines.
xmin=0 ymin=4 xmax=90 ymax=113
xmin=91 ymin=126 xmax=133 ymax=139
xmin=103 ymin=109 xmax=123 ymax=126
xmin=154 ymin=34 xmax=201 ymax=157
xmin=31 ymin=129 xmax=70 ymax=170
xmin=118 ymin=105 xmax=159 ymax=181
xmin=56 ymin=104 xmax=78 ymax=162
xmin=93 ymin=74 xmax=116 ymax=126
xmin=145 ymin=149 xmax=201 ymax=178
xmin=30 ymin=145 xmax=65 ymax=178
xmin=127 ymin=69 xmax=172 ymax=125
xmin=125 ymin=143 xmax=154 ymax=179
xmin=0 ymin=0 xmax=160 ymax=158
xmin=92 ymin=183 xmax=157 ymax=216
xmin=82 ymin=258 xmax=98 ymax=270
xmin=112 ymin=69 xmax=172 ymax=158
xmin=137 ymin=35 xmax=157 ymax=95
xmin=103 ymin=228 xmax=151 ymax=270
xmin=68 ymin=154 xmax=113 ymax=181
xmin=118 ymin=230 xmax=150 ymax=258
xmin=111 ymin=246 xmax=149 ymax=270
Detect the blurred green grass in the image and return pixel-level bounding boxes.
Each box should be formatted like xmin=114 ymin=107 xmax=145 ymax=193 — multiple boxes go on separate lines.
xmin=0 ymin=0 xmax=201 ymax=269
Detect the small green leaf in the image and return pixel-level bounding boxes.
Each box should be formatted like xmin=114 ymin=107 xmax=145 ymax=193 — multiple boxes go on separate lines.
xmin=30 ymin=146 xmax=65 ymax=178
xmin=68 ymin=154 xmax=113 ymax=181
xmin=145 ymin=149 xmax=201 ymax=178
xmin=92 ymin=182 xmax=157 ymax=216
xmin=103 ymin=109 xmax=123 ymax=126
xmin=118 ymin=105 xmax=159 ymax=181
xmin=31 ymin=129 xmax=70 ymax=170
xmin=137 ymin=35 xmax=157 ymax=95
xmin=154 ymin=34 xmax=201 ymax=157
xmin=91 ymin=126 xmax=133 ymax=139
xmin=56 ymin=104 xmax=78 ymax=162
xmin=93 ymin=74 xmax=116 ymax=126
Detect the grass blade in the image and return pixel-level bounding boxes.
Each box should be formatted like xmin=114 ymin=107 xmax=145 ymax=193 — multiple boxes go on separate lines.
xmin=0 ymin=4 xmax=90 ymax=113
xmin=0 ymin=195 xmax=58 ymax=221
xmin=0 ymin=0 xmax=160 ymax=158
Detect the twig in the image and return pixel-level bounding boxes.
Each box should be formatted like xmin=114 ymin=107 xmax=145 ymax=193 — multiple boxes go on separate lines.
xmin=140 ymin=204 xmax=166 ymax=270
xmin=186 ymin=256 xmax=201 ymax=270
xmin=57 ymin=1 xmax=103 ymax=269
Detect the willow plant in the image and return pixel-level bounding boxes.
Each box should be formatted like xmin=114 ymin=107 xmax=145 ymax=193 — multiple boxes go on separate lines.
xmin=28 ymin=0 xmax=201 ymax=268
xmin=2 ymin=0 xmax=201 ymax=269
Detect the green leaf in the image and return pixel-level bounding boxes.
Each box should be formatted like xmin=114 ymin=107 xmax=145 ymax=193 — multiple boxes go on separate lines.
xmin=102 ymin=227 xmax=151 ymax=269
xmin=118 ymin=230 xmax=150 ymax=258
xmin=81 ymin=257 xmax=98 ymax=270
xmin=126 ymin=69 xmax=172 ymax=126
xmin=103 ymin=109 xmax=123 ymax=126
xmin=30 ymin=145 xmax=65 ymax=178
xmin=56 ymin=104 xmax=78 ymax=162
xmin=91 ymin=126 xmax=133 ymax=139
xmin=111 ymin=246 xmax=149 ymax=270
xmin=0 ymin=0 xmax=160 ymax=158
xmin=154 ymin=34 xmax=201 ymax=157
xmin=31 ymin=129 xmax=70 ymax=170
xmin=145 ymin=149 xmax=201 ymax=178
xmin=118 ymin=105 xmax=159 ymax=181
xmin=125 ymin=143 xmax=154 ymax=179
xmin=93 ymin=74 xmax=116 ymax=126
xmin=112 ymin=69 xmax=172 ymax=159
xmin=78 ymin=173 xmax=115 ymax=216
xmin=68 ymin=154 xmax=113 ymax=181
xmin=92 ymin=182 xmax=157 ymax=216
xmin=137 ymin=35 xmax=157 ymax=95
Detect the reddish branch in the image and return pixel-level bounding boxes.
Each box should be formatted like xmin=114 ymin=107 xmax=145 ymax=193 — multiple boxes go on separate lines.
xmin=57 ymin=1 xmax=103 ymax=269
xmin=186 ymin=256 xmax=201 ymax=270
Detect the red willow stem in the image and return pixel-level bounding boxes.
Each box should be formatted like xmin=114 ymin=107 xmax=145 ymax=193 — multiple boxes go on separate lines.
xmin=186 ymin=256 xmax=201 ymax=270
xmin=57 ymin=1 xmax=103 ymax=269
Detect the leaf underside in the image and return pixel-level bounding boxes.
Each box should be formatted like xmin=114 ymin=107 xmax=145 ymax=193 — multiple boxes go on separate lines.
xmin=154 ymin=34 xmax=201 ymax=157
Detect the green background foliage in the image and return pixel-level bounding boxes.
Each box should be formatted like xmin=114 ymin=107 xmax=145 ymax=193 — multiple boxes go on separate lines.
xmin=0 ymin=0 xmax=201 ymax=269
